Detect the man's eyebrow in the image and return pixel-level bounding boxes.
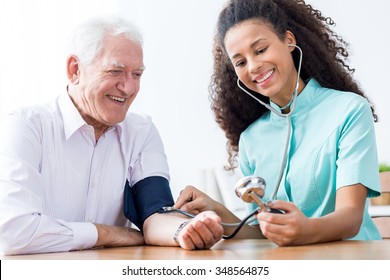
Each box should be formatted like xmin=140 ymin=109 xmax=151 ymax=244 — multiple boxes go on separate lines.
xmin=104 ymin=61 xmax=145 ymax=71
xmin=105 ymin=61 xmax=125 ymax=68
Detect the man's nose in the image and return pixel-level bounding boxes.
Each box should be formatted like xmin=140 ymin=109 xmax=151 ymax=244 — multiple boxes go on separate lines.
xmin=117 ymin=75 xmax=136 ymax=95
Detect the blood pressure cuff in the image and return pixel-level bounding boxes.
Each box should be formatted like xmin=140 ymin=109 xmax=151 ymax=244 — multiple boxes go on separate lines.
xmin=124 ymin=176 xmax=174 ymax=231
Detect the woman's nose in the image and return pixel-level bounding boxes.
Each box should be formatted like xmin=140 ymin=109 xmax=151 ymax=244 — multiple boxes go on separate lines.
xmin=249 ymin=60 xmax=262 ymax=73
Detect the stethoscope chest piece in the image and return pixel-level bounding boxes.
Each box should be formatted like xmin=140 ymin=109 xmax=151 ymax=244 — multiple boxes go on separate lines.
xmin=235 ymin=176 xmax=284 ymax=214
xmin=235 ymin=176 xmax=266 ymax=202
xmin=235 ymin=176 xmax=269 ymax=212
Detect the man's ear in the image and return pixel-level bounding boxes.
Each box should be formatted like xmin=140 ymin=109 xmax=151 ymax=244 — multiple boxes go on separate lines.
xmin=66 ymin=55 xmax=80 ymax=84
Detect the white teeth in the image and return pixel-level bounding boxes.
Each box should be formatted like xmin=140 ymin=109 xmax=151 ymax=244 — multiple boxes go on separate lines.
xmin=256 ymin=69 xmax=274 ymax=83
xmin=108 ymin=95 xmax=126 ymax=102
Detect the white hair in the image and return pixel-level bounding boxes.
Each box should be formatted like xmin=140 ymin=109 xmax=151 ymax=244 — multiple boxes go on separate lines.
xmin=69 ymin=15 xmax=143 ymax=65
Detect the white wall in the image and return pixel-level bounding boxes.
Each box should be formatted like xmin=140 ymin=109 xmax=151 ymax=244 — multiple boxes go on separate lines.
xmin=118 ymin=0 xmax=229 ymax=197
xmin=1 ymin=0 xmax=389 ymax=199
xmin=308 ymin=0 xmax=390 ymax=170
xmin=0 ymin=0 xmax=121 ymax=108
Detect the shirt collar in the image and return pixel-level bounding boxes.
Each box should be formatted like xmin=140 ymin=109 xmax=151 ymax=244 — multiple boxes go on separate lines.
xmin=58 ymin=92 xmax=87 ymax=140
xmin=58 ymin=90 xmax=124 ymax=141
xmin=269 ymin=78 xmax=320 ymax=118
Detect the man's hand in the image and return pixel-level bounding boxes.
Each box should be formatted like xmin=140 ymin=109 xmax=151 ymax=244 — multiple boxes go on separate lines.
xmin=94 ymin=224 xmax=145 ymax=248
xmin=176 ymin=211 xmax=223 ymax=250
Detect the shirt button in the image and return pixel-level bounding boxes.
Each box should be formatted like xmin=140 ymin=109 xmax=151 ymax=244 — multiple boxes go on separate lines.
xmin=88 ymin=217 xmax=93 ymax=222
xmin=91 ymin=182 xmax=95 ymax=188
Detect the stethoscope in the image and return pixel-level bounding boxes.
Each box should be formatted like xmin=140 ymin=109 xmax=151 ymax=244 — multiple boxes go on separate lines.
xmin=236 ymin=43 xmax=303 ymax=202
xmin=160 ymin=44 xmax=303 ymax=239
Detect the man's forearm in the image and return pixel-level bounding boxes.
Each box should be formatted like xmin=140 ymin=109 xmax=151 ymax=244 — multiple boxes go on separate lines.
xmin=142 ymin=213 xmax=188 ymax=246
xmin=94 ymin=224 xmax=144 ymax=248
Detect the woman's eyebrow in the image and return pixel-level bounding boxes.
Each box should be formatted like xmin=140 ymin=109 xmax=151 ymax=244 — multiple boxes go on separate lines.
xmin=230 ymin=38 xmax=266 ymax=60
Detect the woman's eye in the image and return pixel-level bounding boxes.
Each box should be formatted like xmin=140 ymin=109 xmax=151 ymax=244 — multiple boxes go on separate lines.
xmin=256 ymin=47 xmax=268 ymax=55
xmin=235 ymin=60 xmax=246 ymax=67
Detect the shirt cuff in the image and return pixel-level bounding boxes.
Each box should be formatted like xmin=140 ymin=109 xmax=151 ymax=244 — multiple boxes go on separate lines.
xmin=68 ymin=222 xmax=98 ymax=251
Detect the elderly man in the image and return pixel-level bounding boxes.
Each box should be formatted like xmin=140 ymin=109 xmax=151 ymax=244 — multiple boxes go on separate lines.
xmin=0 ymin=16 xmax=223 ymax=255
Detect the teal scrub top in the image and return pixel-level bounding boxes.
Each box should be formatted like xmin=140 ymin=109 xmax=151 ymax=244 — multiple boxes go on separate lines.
xmin=239 ymin=79 xmax=381 ymax=240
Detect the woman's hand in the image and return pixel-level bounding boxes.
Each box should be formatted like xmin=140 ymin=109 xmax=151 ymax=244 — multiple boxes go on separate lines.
xmin=174 ymin=185 xmax=220 ymax=215
xmin=256 ymin=200 xmax=311 ymax=246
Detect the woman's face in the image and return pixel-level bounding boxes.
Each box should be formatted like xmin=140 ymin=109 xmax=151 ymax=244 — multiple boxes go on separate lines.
xmin=224 ymin=19 xmax=298 ymax=107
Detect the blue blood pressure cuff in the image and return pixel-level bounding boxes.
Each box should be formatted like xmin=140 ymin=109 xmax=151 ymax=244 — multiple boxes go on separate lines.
xmin=124 ymin=176 xmax=174 ymax=230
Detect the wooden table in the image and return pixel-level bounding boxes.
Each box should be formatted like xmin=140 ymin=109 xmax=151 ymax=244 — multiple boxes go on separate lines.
xmin=2 ymin=239 xmax=390 ymax=260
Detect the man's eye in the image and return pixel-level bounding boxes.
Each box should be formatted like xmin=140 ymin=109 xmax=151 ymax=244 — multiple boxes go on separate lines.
xmin=108 ymin=70 xmax=124 ymax=76
xmin=133 ymin=72 xmax=143 ymax=80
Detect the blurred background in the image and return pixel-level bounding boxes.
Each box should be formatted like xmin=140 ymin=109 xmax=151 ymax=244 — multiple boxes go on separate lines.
xmin=1 ymin=0 xmax=389 ymax=208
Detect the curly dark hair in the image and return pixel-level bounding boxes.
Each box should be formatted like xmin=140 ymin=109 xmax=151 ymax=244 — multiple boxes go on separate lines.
xmin=209 ymin=0 xmax=377 ymax=170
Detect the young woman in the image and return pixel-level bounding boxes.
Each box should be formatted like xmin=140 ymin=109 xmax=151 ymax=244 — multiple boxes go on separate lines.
xmin=174 ymin=0 xmax=381 ymax=246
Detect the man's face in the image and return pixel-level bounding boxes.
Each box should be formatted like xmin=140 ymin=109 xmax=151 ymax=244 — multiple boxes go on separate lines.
xmin=76 ymin=34 xmax=144 ymax=129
